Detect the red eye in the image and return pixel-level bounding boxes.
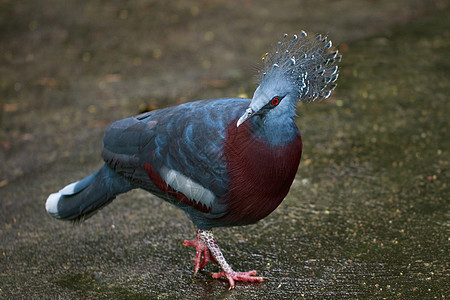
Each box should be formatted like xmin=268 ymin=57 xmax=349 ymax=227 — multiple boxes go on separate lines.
xmin=271 ymin=97 xmax=279 ymax=106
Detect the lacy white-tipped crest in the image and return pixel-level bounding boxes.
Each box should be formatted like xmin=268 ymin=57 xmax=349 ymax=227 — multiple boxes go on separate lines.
xmin=259 ymin=32 xmax=341 ymax=102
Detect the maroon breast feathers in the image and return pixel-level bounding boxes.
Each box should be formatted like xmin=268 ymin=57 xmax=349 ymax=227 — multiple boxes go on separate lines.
xmin=220 ymin=121 xmax=302 ymax=226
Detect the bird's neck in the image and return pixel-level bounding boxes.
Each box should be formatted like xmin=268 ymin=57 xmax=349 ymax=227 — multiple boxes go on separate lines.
xmin=250 ymin=112 xmax=299 ymax=146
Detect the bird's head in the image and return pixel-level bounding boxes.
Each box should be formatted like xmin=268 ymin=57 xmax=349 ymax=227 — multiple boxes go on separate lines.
xmin=237 ymin=32 xmax=341 ymax=127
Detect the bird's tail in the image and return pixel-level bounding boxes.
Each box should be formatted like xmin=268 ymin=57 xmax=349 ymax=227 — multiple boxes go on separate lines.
xmin=45 ymin=164 xmax=134 ymax=221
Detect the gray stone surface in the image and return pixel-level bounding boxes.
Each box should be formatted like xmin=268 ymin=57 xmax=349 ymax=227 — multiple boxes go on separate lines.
xmin=0 ymin=1 xmax=448 ymax=298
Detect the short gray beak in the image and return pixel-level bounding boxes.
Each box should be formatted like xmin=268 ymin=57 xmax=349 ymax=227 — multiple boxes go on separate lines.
xmin=237 ymin=107 xmax=255 ymax=127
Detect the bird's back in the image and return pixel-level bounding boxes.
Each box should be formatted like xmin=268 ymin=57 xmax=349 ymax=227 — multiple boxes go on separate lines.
xmin=101 ymin=98 xmax=246 ymax=224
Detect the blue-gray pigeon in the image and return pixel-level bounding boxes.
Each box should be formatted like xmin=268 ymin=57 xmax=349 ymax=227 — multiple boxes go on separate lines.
xmin=46 ymin=32 xmax=340 ymax=288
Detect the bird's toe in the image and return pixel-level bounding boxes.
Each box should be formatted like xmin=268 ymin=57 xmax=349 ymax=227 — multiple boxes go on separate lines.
xmin=183 ymin=236 xmax=216 ymax=273
xmin=212 ymin=270 xmax=265 ymax=288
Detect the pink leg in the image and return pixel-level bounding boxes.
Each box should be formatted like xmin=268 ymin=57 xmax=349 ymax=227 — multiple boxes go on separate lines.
xmin=197 ymin=229 xmax=266 ymax=289
xmin=183 ymin=231 xmax=217 ymax=275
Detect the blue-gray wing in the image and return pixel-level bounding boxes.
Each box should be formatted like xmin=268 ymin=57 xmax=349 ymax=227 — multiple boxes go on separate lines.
xmin=102 ymin=98 xmax=249 ymax=215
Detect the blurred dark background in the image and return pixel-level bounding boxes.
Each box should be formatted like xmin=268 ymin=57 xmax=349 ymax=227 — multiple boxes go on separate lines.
xmin=0 ymin=0 xmax=448 ymax=298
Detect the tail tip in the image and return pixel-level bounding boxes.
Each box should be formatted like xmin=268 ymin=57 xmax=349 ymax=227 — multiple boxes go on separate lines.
xmin=46 ymin=181 xmax=81 ymax=218
xmin=46 ymin=192 xmax=61 ymax=217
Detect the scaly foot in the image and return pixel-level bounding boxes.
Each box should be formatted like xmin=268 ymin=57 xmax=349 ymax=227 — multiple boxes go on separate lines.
xmin=197 ymin=229 xmax=266 ymax=288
